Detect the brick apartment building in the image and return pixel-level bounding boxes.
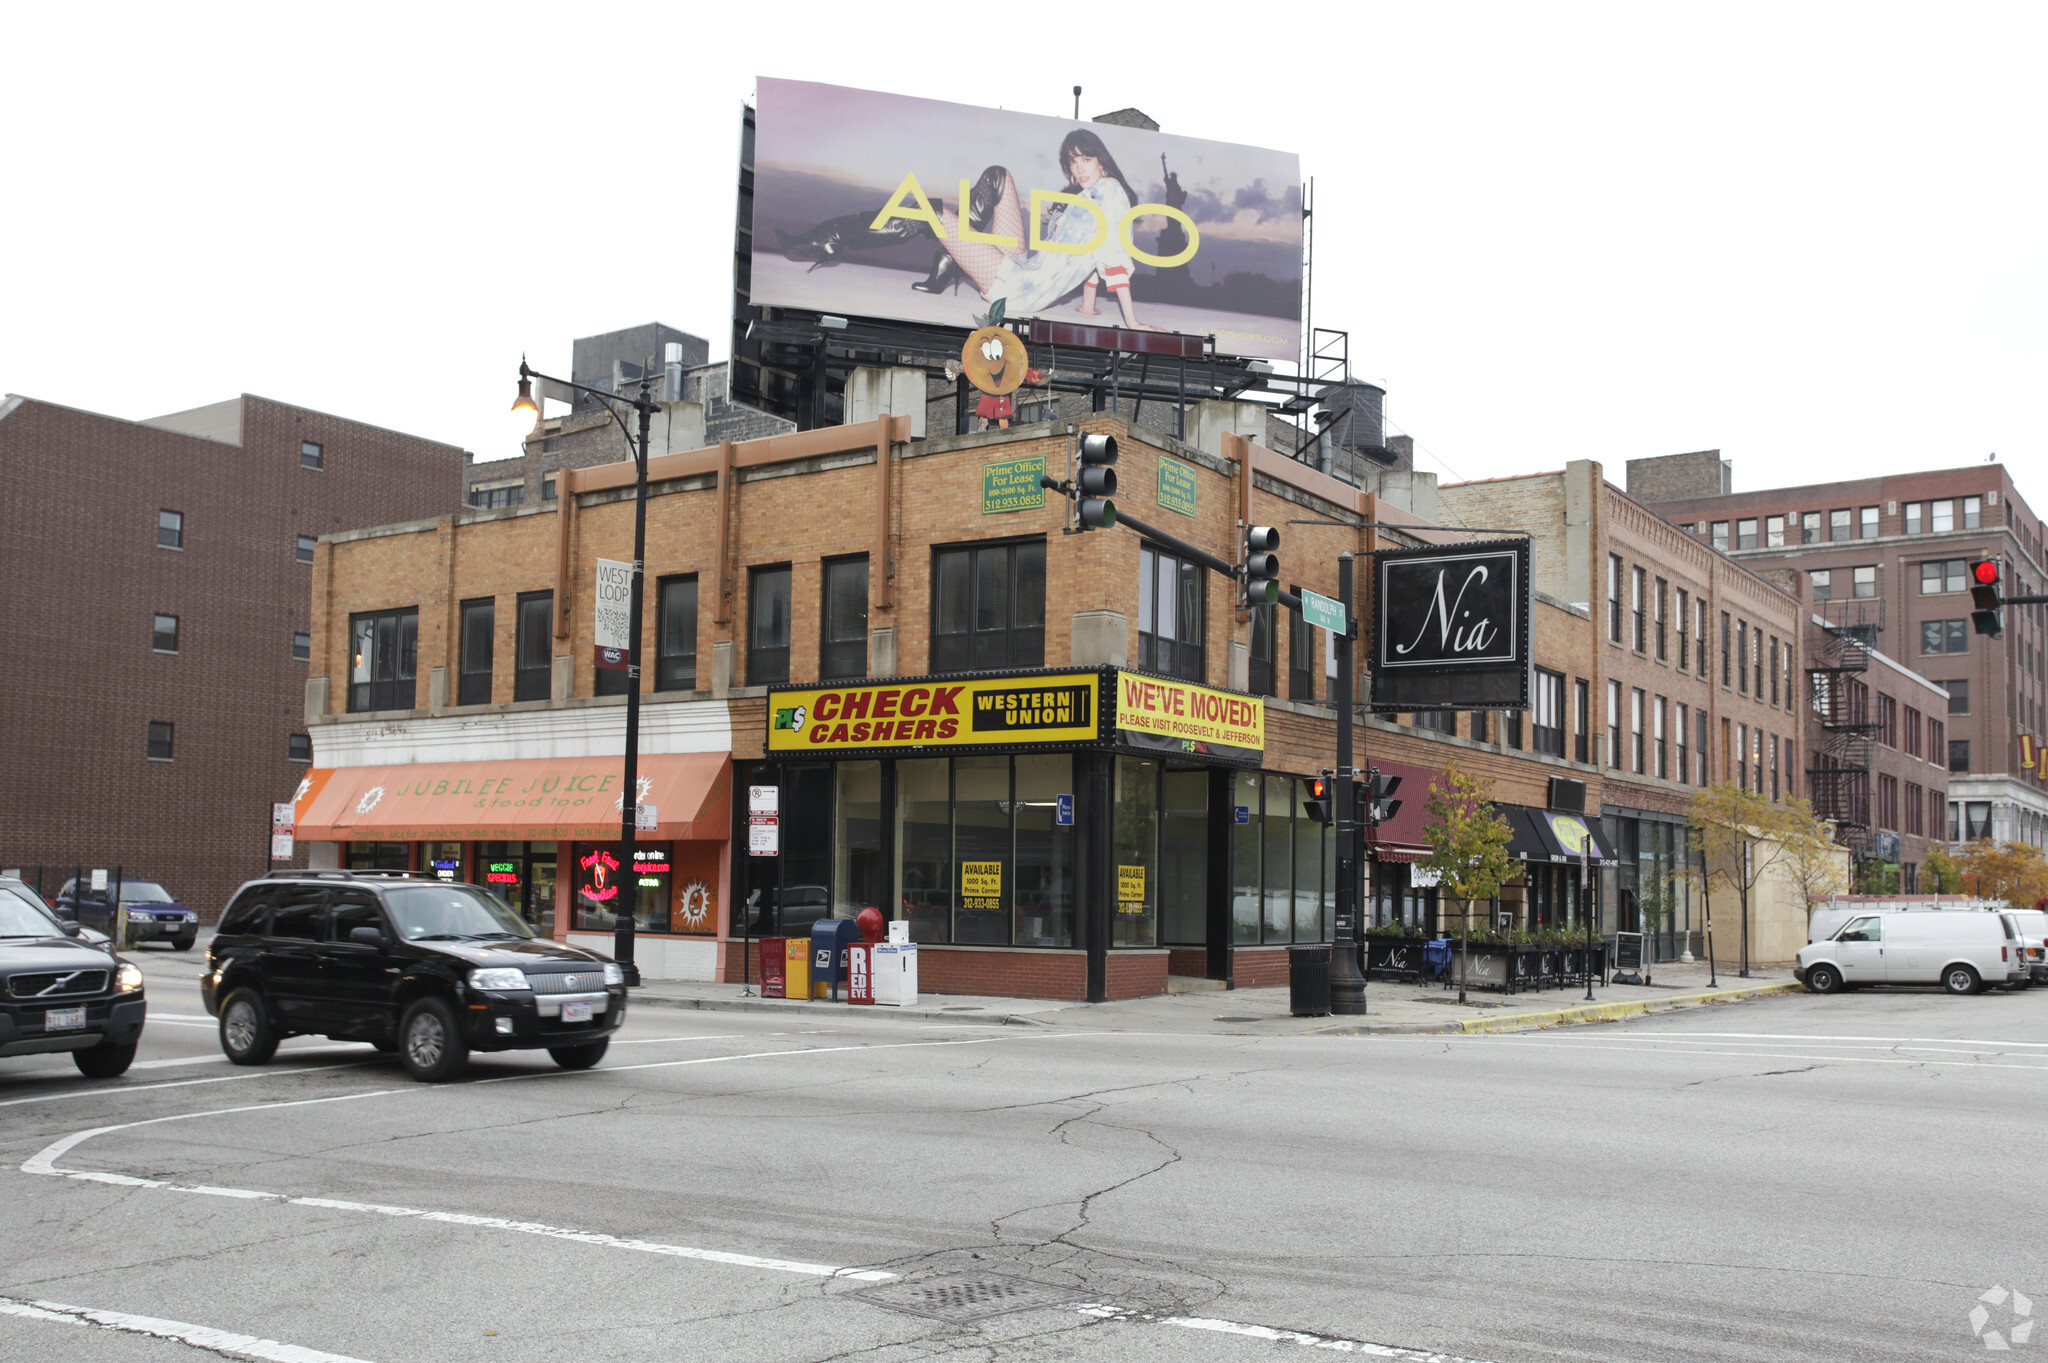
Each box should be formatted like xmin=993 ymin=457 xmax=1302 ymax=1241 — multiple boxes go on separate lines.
xmin=0 ymin=393 xmax=464 ymax=920
xmin=1439 ymin=463 xmax=1814 ymax=957
xmin=1633 ymin=452 xmax=2043 ymax=855
xmin=296 ymin=377 xmax=1645 ymax=1000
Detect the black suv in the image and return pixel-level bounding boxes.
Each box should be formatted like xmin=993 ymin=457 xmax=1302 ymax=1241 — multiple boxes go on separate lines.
xmin=202 ymin=871 xmax=626 ymax=1082
xmin=0 ymin=883 xmax=146 ymax=1077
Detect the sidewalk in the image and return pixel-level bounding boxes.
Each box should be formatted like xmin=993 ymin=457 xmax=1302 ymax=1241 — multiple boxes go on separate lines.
xmin=629 ymin=958 xmax=1802 ymax=1037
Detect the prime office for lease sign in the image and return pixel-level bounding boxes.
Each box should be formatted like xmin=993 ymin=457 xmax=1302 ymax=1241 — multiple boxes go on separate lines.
xmin=1369 ymin=538 xmax=1532 ymax=711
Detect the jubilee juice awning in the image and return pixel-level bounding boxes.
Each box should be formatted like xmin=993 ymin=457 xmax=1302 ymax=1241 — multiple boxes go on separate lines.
xmin=293 ymin=755 xmax=731 ymax=843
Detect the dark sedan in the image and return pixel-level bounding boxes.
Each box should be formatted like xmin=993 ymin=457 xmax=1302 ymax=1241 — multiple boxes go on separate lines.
xmin=55 ymin=878 xmax=199 ymax=949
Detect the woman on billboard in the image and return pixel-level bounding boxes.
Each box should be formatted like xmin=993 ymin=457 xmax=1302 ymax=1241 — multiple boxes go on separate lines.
xmin=919 ymin=130 xmax=1160 ymax=331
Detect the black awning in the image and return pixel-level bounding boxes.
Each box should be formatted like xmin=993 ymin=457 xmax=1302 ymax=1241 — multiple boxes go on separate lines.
xmin=1521 ymin=805 xmax=1614 ymax=864
xmin=1499 ymin=807 xmax=1553 ymax=863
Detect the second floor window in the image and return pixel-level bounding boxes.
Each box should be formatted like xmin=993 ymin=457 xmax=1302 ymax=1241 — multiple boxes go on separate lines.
xmin=1289 ymin=604 xmax=1315 ymax=701
xmin=658 ymin=575 xmax=698 ymax=692
xmin=821 ymin=556 xmax=869 ymax=681
xmin=147 ymin=721 xmax=174 ymax=761
xmin=1943 ymin=680 xmax=1969 ymax=715
xmin=297 ymin=534 xmax=317 ymax=565
xmin=1574 ymin=678 xmax=1590 ymax=763
xmin=1921 ymin=559 xmax=1967 ymax=594
xmin=1136 ymin=544 xmax=1203 ymax=681
xmin=158 ymin=509 xmax=183 ymax=549
xmin=348 ymin=607 xmax=417 ymax=712
xmin=1950 ymin=739 xmax=1970 ymax=773
xmin=458 ymin=598 xmax=494 ymax=705
xmin=1608 ymin=554 xmax=1623 ymax=641
xmin=932 ymin=540 xmax=1046 ymax=674
xmin=1607 ymin=679 xmax=1623 ymax=769
xmin=1654 ymin=578 xmax=1668 ymax=660
xmin=1675 ymin=588 xmax=1690 ymax=669
xmin=748 ymin=565 xmax=793 ymax=686
xmin=1921 ymin=620 xmax=1967 ymax=656
xmin=1533 ymin=668 xmax=1565 ymax=757
xmin=514 ymin=592 xmax=552 ymax=701
xmin=152 ymin=613 xmax=179 ymax=653
xmin=292 ymin=631 xmax=311 ymax=662
xmin=1852 ymin=565 xmax=1876 ymax=598
xmin=1248 ymin=605 xmax=1276 ymax=697
xmin=1631 ymin=567 xmax=1646 ymax=650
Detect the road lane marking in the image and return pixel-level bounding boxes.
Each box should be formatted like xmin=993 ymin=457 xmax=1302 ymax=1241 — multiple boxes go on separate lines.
xmin=144 ymin=1019 xmax=218 ymax=1028
xmin=1586 ymin=1030 xmax=2048 ymax=1048
xmin=0 ymin=1294 xmax=376 ymax=1362
xmin=1442 ymin=1039 xmax=2048 ymax=1069
xmin=15 ymin=1036 xmax=1079 ymax=1281
xmin=133 ymin=1045 xmax=364 ymax=1070
xmin=0 ymin=1062 xmax=376 ymax=1109
xmin=147 ymin=1013 xmax=216 ymax=1021
xmin=1078 ymin=1305 xmax=1503 ymax=1360
xmin=606 ymin=1034 xmax=743 ymax=1046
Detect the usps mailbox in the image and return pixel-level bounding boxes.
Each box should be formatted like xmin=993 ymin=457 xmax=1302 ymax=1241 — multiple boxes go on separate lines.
xmin=810 ymin=918 xmax=860 ymax=1000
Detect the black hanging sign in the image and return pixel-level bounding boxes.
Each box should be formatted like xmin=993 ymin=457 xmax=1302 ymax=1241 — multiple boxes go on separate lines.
xmin=1370 ymin=538 xmax=1533 ymax=711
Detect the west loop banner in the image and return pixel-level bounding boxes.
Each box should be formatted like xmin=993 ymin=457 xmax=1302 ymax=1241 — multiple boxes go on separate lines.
xmin=1369 ymin=538 xmax=1534 ymax=711
xmin=1113 ymin=670 xmax=1264 ymax=761
xmin=750 ymin=78 xmax=1303 ymax=362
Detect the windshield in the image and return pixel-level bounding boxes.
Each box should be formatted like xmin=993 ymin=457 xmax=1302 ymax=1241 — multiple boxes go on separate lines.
xmin=383 ymin=885 xmax=534 ymax=941
xmin=117 ymin=882 xmax=175 ymax=903
xmin=0 ymin=891 xmax=61 ymax=938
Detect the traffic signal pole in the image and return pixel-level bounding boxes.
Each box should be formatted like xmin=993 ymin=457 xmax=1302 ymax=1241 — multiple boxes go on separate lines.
xmin=1330 ymin=552 xmax=1368 ymax=1015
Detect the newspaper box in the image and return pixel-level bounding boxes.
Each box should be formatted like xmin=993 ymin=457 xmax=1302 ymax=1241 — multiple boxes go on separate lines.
xmin=783 ymin=936 xmax=810 ymax=1002
xmin=846 ymin=943 xmax=875 ymax=1004
xmin=758 ymin=938 xmax=787 ymax=998
xmin=872 ymin=942 xmax=918 ymax=1006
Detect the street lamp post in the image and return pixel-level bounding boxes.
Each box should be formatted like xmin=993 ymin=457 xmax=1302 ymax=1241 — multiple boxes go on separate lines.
xmin=512 ymin=359 xmax=656 ymax=987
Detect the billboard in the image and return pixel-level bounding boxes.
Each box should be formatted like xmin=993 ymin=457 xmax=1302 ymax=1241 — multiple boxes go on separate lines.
xmin=750 ymin=78 xmax=1302 ymax=361
xmin=1369 ymin=539 xmax=1534 ymax=712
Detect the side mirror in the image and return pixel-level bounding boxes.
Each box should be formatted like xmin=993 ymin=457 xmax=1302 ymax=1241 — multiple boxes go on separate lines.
xmin=349 ymin=925 xmax=387 ymax=947
xmin=59 ymin=920 xmax=80 ymax=937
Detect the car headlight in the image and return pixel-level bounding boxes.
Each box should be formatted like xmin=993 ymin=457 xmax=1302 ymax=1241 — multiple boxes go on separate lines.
xmin=602 ymin=963 xmax=625 ymax=986
xmin=469 ymin=967 xmax=530 ymax=991
xmin=116 ymin=963 xmax=144 ymax=993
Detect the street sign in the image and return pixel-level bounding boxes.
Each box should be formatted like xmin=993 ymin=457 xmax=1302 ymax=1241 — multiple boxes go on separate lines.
xmin=272 ymin=802 xmax=296 ymax=828
xmin=1233 ymin=805 xmax=1249 ymax=824
xmin=1300 ymin=586 xmax=1347 ymax=636
xmin=271 ymin=833 xmax=295 ymax=861
xmin=592 ymin=558 xmax=634 ymax=671
xmin=748 ymin=785 xmax=779 ymax=814
xmin=635 ymin=803 xmax=658 ymax=832
xmin=1055 ymin=793 xmax=1074 ymax=826
xmin=748 ymin=816 xmax=780 ymax=856
xmin=90 ymin=869 xmax=107 ymax=891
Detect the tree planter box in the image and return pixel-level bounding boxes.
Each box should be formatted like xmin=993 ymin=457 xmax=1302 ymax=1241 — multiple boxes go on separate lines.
xmin=1447 ymin=941 xmax=1609 ymax=994
xmin=1364 ymin=934 xmax=1429 ymax=982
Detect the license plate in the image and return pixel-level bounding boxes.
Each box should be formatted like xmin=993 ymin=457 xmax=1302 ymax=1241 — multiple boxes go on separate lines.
xmin=45 ymin=1007 xmax=85 ymax=1031
xmin=560 ymin=1001 xmax=594 ymax=1023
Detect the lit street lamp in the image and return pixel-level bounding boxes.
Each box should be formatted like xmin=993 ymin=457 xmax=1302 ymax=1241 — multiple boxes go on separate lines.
xmin=510 ymin=357 xmax=655 ymax=986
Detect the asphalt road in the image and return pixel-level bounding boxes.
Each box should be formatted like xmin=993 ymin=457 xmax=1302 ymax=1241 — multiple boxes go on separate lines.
xmin=1 ymin=949 xmax=2042 ymax=1363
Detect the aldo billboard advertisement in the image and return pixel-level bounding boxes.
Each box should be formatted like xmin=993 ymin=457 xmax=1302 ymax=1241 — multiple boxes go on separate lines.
xmin=749 ymin=77 xmax=1303 ymax=361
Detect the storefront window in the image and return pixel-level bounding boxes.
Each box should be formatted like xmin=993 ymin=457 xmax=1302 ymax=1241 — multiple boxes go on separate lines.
xmin=1014 ymin=754 xmax=1075 ymax=947
xmin=833 ymin=761 xmax=884 ymax=919
xmin=780 ymin=764 xmax=833 ymax=934
xmin=423 ymin=841 xmax=463 ymax=883
xmin=347 ymin=842 xmax=409 ymax=871
xmin=1113 ymin=757 xmax=1159 ymax=946
xmin=1262 ymin=774 xmax=1292 ymax=943
xmin=896 ymin=758 xmax=951 ymax=943
xmin=573 ymin=841 xmax=670 ymax=932
xmin=1231 ymin=771 xmax=1261 ymax=944
xmin=478 ymin=841 xmax=555 ymax=934
xmin=1160 ymin=768 xmax=1208 ymax=944
xmin=953 ymin=756 xmax=1011 ymax=944
xmin=1294 ymin=800 xmax=1322 ymax=941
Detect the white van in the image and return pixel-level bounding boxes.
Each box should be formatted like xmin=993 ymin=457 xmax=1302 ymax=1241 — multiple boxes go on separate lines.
xmin=2008 ymin=910 xmax=2048 ymax=985
xmin=1807 ymin=900 xmax=2010 ymax=943
xmin=1796 ymin=911 xmax=2028 ymax=995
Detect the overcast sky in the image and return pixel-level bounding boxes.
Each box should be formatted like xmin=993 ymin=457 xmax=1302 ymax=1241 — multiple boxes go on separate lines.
xmin=4 ymin=3 xmax=2041 ymax=503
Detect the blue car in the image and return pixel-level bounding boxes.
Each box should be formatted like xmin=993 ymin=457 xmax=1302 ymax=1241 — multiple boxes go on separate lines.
xmin=55 ymin=879 xmax=199 ymax=949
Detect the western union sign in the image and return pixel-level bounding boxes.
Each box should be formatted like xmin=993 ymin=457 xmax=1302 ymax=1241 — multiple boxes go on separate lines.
xmin=767 ymin=672 xmax=1103 ymax=753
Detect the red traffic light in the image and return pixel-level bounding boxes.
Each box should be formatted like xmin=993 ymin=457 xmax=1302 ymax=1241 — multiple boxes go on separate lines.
xmin=1307 ymin=777 xmax=1328 ymax=800
xmin=1974 ymin=559 xmax=2001 ymax=585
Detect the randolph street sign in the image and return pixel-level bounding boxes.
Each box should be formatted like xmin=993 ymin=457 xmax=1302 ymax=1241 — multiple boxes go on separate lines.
xmin=1369 ymin=538 xmax=1533 ymax=711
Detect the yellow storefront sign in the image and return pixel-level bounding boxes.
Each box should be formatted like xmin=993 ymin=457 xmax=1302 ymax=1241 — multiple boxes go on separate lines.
xmin=1116 ymin=864 xmax=1147 ymax=911
xmin=961 ymin=860 xmax=1002 ymax=912
xmin=1113 ymin=671 xmax=1264 ymax=752
xmin=768 ymin=673 xmax=1101 ymax=752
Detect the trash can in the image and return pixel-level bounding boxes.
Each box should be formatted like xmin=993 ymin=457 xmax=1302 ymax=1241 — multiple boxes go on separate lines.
xmin=810 ymin=918 xmax=860 ymax=1000
xmin=759 ymin=937 xmax=787 ymax=998
xmin=1289 ymin=943 xmax=1332 ymax=1017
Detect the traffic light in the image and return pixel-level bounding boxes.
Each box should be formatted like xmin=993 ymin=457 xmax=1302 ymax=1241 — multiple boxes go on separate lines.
xmin=1243 ymin=525 xmax=1281 ymax=605
xmin=1302 ymin=776 xmax=1332 ymax=824
xmin=1971 ymin=558 xmax=2003 ymax=637
xmin=1077 ymin=433 xmax=1118 ymax=530
xmin=1362 ymin=771 xmax=1402 ymax=827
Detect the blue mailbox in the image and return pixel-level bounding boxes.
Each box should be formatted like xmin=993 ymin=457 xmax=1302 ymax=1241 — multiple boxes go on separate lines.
xmin=810 ymin=918 xmax=860 ymax=1000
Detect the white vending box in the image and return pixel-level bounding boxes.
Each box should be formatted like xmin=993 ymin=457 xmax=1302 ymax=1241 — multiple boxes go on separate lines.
xmin=872 ymin=942 xmax=918 ymax=1006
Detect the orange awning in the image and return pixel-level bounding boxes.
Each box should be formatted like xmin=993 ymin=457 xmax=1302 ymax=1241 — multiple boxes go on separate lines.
xmin=295 ymin=755 xmax=731 ymax=843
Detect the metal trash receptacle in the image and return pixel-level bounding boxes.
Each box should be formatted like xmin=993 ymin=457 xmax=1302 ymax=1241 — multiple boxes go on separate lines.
xmin=1290 ymin=944 xmax=1332 ymax=1017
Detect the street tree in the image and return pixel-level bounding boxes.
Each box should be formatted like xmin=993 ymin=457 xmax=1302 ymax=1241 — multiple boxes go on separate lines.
xmin=1924 ymin=843 xmax=1964 ymax=894
xmin=1953 ymin=839 xmax=2048 ymax=910
xmin=1688 ymin=785 xmax=1838 ymax=974
xmin=1420 ymin=763 xmax=1517 ymax=1002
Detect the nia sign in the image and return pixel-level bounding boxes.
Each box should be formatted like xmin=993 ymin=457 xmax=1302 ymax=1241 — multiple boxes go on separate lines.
xmin=1370 ymin=539 xmax=1532 ymax=712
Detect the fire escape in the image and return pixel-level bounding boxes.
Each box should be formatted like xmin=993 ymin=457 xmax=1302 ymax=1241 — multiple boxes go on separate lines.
xmin=1807 ymin=602 xmax=1883 ymax=864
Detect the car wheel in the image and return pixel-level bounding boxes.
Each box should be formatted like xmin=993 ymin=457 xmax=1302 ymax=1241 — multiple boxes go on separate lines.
xmin=1944 ymin=964 xmax=1982 ymax=995
xmin=219 ymin=989 xmax=279 ymax=1065
xmin=548 ymin=1040 xmax=609 ymax=1070
xmin=398 ymin=998 xmax=469 ymax=1082
xmin=1804 ymin=964 xmax=1842 ymax=995
xmin=172 ymin=933 xmax=196 ymax=951
xmin=73 ymin=1038 xmax=138 ymax=1078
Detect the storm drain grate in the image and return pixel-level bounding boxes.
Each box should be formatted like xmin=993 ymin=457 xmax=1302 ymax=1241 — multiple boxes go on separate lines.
xmin=853 ymin=1272 xmax=1089 ymax=1324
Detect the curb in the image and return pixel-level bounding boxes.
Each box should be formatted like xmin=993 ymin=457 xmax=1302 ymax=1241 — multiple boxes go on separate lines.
xmin=1314 ymin=980 xmax=1803 ymax=1036
xmin=626 ymin=991 xmax=1054 ymax=1026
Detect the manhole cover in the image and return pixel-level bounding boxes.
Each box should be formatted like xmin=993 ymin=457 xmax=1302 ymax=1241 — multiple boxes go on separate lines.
xmin=854 ymin=1272 xmax=1088 ymax=1324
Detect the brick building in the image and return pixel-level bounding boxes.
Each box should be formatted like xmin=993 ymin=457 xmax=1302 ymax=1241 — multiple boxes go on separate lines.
xmin=297 ymin=380 xmax=1633 ymax=1000
xmin=0 ymin=392 xmax=464 ymax=920
xmin=1632 ymin=456 xmax=2046 ymax=855
xmin=1440 ymin=463 xmax=1813 ymax=958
